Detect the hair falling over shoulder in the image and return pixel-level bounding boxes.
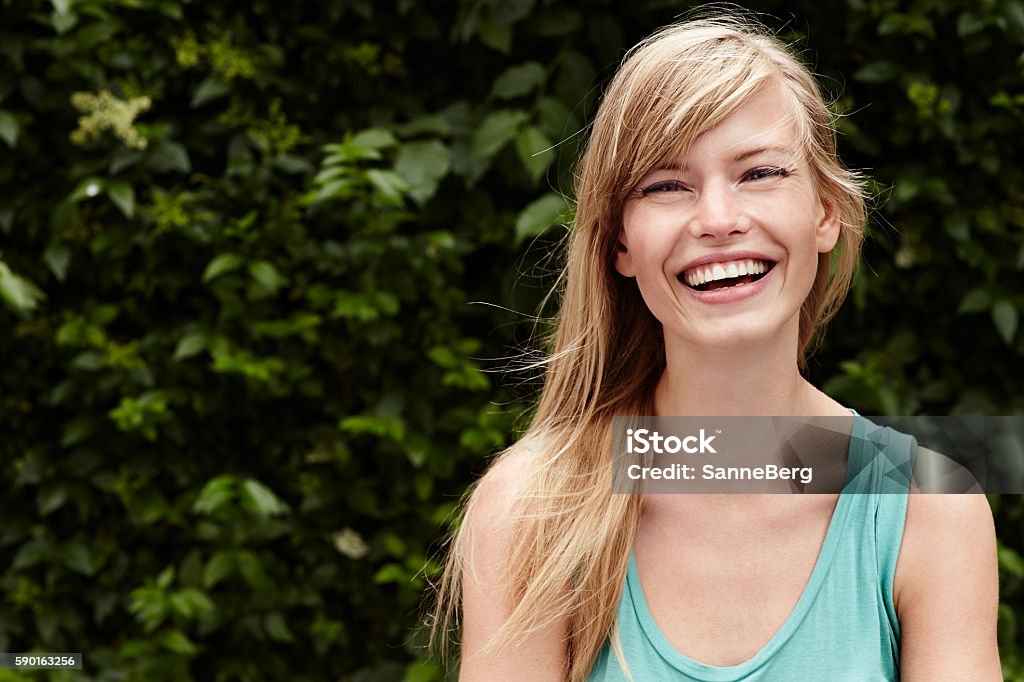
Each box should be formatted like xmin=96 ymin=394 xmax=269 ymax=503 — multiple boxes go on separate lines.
xmin=427 ymin=10 xmax=866 ymax=681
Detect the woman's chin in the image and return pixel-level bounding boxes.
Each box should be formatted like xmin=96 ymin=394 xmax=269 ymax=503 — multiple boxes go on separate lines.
xmin=664 ymin=318 xmax=800 ymax=358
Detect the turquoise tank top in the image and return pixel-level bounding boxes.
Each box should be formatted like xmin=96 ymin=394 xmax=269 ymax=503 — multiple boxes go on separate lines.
xmin=588 ymin=415 xmax=916 ymax=681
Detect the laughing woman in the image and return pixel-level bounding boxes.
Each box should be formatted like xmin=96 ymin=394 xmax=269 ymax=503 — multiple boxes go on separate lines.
xmin=430 ymin=14 xmax=1000 ymax=682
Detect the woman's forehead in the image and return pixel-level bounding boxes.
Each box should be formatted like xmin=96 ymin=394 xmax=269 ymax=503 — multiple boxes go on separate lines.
xmin=636 ymin=81 xmax=808 ymax=169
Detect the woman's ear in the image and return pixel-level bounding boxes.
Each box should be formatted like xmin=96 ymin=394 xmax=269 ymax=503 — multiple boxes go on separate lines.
xmin=815 ymin=197 xmax=841 ymax=253
xmin=614 ymin=233 xmax=636 ymax=277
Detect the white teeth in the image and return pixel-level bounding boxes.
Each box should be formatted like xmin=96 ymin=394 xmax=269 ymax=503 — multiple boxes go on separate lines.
xmin=682 ymin=258 xmax=772 ymax=287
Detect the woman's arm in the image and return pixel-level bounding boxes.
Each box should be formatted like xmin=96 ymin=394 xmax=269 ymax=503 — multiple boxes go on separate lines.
xmin=894 ymin=492 xmax=1001 ymax=680
xmin=459 ymin=453 xmax=569 ymax=681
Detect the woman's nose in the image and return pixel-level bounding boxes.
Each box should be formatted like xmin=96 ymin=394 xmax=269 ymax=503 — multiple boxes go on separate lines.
xmin=688 ymin=180 xmax=748 ymax=240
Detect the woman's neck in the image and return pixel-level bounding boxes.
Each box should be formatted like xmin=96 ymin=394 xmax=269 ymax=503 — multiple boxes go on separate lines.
xmin=654 ymin=333 xmax=840 ymax=417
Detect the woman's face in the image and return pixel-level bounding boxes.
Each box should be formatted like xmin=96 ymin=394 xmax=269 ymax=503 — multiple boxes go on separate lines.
xmin=614 ymin=81 xmax=839 ymax=357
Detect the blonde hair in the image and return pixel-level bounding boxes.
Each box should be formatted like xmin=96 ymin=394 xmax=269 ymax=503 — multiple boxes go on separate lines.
xmin=430 ymin=13 xmax=866 ymax=681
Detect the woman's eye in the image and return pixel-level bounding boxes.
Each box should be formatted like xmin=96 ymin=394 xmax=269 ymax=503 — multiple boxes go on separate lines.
xmin=744 ymin=166 xmax=790 ymax=181
xmin=640 ymin=180 xmax=689 ymax=195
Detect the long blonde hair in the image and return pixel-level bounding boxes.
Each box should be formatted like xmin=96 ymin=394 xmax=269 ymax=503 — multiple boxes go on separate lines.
xmin=430 ymin=13 xmax=866 ymax=681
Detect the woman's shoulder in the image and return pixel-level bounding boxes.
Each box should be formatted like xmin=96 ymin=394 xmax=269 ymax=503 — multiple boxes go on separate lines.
xmin=461 ymin=436 xmax=553 ymax=583
xmin=897 ymin=491 xmax=995 ymax=591
xmin=891 ymin=438 xmax=996 ymax=604
xmin=469 ymin=437 xmax=544 ymax=517
xmin=459 ymin=437 xmax=570 ymax=680
xmin=899 ymin=490 xmax=995 ymax=565
xmin=892 ymin=490 xmax=1000 ymax=678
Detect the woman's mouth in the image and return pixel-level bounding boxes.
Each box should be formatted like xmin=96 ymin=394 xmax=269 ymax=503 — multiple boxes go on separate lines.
xmin=678 ymin=258 xmax=776 ymax=292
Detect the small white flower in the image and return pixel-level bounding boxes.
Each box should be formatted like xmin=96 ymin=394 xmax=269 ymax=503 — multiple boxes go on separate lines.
xmin=85 ymin=183 xmax=100 ymax=197
xmin=894 ymin=245 xmax=916 ymax=269
xmin=333 ymin=527 xmax=368 ymax=559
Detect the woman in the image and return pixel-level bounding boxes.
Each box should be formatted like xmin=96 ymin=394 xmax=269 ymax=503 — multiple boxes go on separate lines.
xmin=432 ymin=14 xmax=1000 ymax=681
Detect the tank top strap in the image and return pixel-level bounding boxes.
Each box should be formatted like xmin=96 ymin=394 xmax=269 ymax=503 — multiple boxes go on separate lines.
xmin=848 ymin=414 xmax=917 ymax=659
xmin=845 ymin=415 xmax=916 ymax=494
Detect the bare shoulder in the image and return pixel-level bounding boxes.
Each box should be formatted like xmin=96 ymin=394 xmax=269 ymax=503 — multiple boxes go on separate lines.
xmin=897 ymin=492 xmax=996 ymax=584
xmin=459 ymin=441 xmax=568 ymax=681
xmin=894 ymin=491 xmax=1000 ymax=680
xmin=462 ymin=441 xmax=536 ymax=575
xmin=462 ymin=442 xmax=539 ymax=548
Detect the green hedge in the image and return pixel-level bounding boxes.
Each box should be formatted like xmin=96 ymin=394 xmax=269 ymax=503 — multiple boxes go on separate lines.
xmin=0 ymin=0 xmax=1021 ymax=680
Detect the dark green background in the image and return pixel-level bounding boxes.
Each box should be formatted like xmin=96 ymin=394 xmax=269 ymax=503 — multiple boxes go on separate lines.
xmin=0 ymin=0 xmax=1021 ymax=679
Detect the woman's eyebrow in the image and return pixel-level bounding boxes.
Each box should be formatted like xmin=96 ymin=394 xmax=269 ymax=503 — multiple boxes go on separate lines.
xmin=732 ymin=145 xmax=791 ymax=162
xmin=650 ymin=145 xmax=793 ymax=173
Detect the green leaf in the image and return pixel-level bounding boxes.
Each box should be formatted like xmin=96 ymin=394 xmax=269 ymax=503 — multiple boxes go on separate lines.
xmin=394 ymin=140 xmax=452 ymax=204
xmin=157 ymin=630 xmax=197 ymax=655
xmin=156 ymin=566 xmax=175 ymax=590
xmin=394 ymin=114 xmax=450 ymax=137
xmin=38 ymin=483 xmax=68 ymax=516
xmin=148 ymin=140 xmax=191 ymax=174
xmin=168 ymin=592 xmax=194 ymax=619
xmin=373 ymin=563 xmax=407 ymax=584
xmin=12 ymin=539 xmax=50 ymax=570
xmin=350 ymin=128 xmax=398 ymax=149
xmin=61 ymin=541 xmax=100 ymax=576
xmin=491 ymin=0 xmax=534 ymax=23
xmin=366 ymin=169 xmax=409 ymax=203
xmin=0 ymin=110 xmax=19 ymax=147
xmin=106 ymin=180 xmax=135 ymax=218
xmin=264 ymin=612 xmax=295 ymax=643
xmin=0 ymin=259 xmax=45 ymax=314
xmin=248 ymin=260 xmax=287 ymax=294
xmin=173 ymin=331 xmax=207 ymax=361
xmin=110 ymin=148 xmax=146 ymax=174
xmin=516 ymin=126 xmax=553 ymax=183
xmin=202 ymin=253 xmax=245 ymax=283
xmin=853 ymin=61 xmax=900 ymax=82
xmin=1000 ymin=545 xmax=1024 ymax=577
xmin=427 ymin=346 xmax=458 ymax=368
xmin=43 ymin=244 xmax=72 ymax=281
xmin=472 ymin=109 xmax=527 ymax=158
xmin=191 ymin=78 xmax=231 ymax=108
xmin=129 ymin=586 xmax=168 ymax=631
xmin=193 ymin=475 xmax=236 ymax=515
xmin=992 ymin=300 xmax=1018 ymax=345
xmin=957 ymin=12 xmax=987 ymax=37
xmin=51 ymin=9 xmax=78 ymax=34
xmin=943 ymin=215 xmax=970 ymax=242
xmin=515 ymin=193 xmax=568 ymax=244
xmin=61 ymin=415 xmax=97 ymax=448
xmin=331 ymin=291 xmax=399 ymax=320
xmin=239 ymin=479 xmax=290 ymax=517
xmin=235 ymin=550 xmax=273 ymax=591
xmin=203 ymin=551 xmax=235 ymax=588
xmin=169 ymin=588 xmax=215 ymax=619
xmin=957 ymin=287 xmax=990 ymax=314
xmin=476 ymin=15 xmax=512 ymax=53
xmin=340 ymin=414 xmax=406 ymax=440
xmin=404 ymin=660 xmax=443 ymax=682
xmin=492 ymin=62 xmax=545 ymax=99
